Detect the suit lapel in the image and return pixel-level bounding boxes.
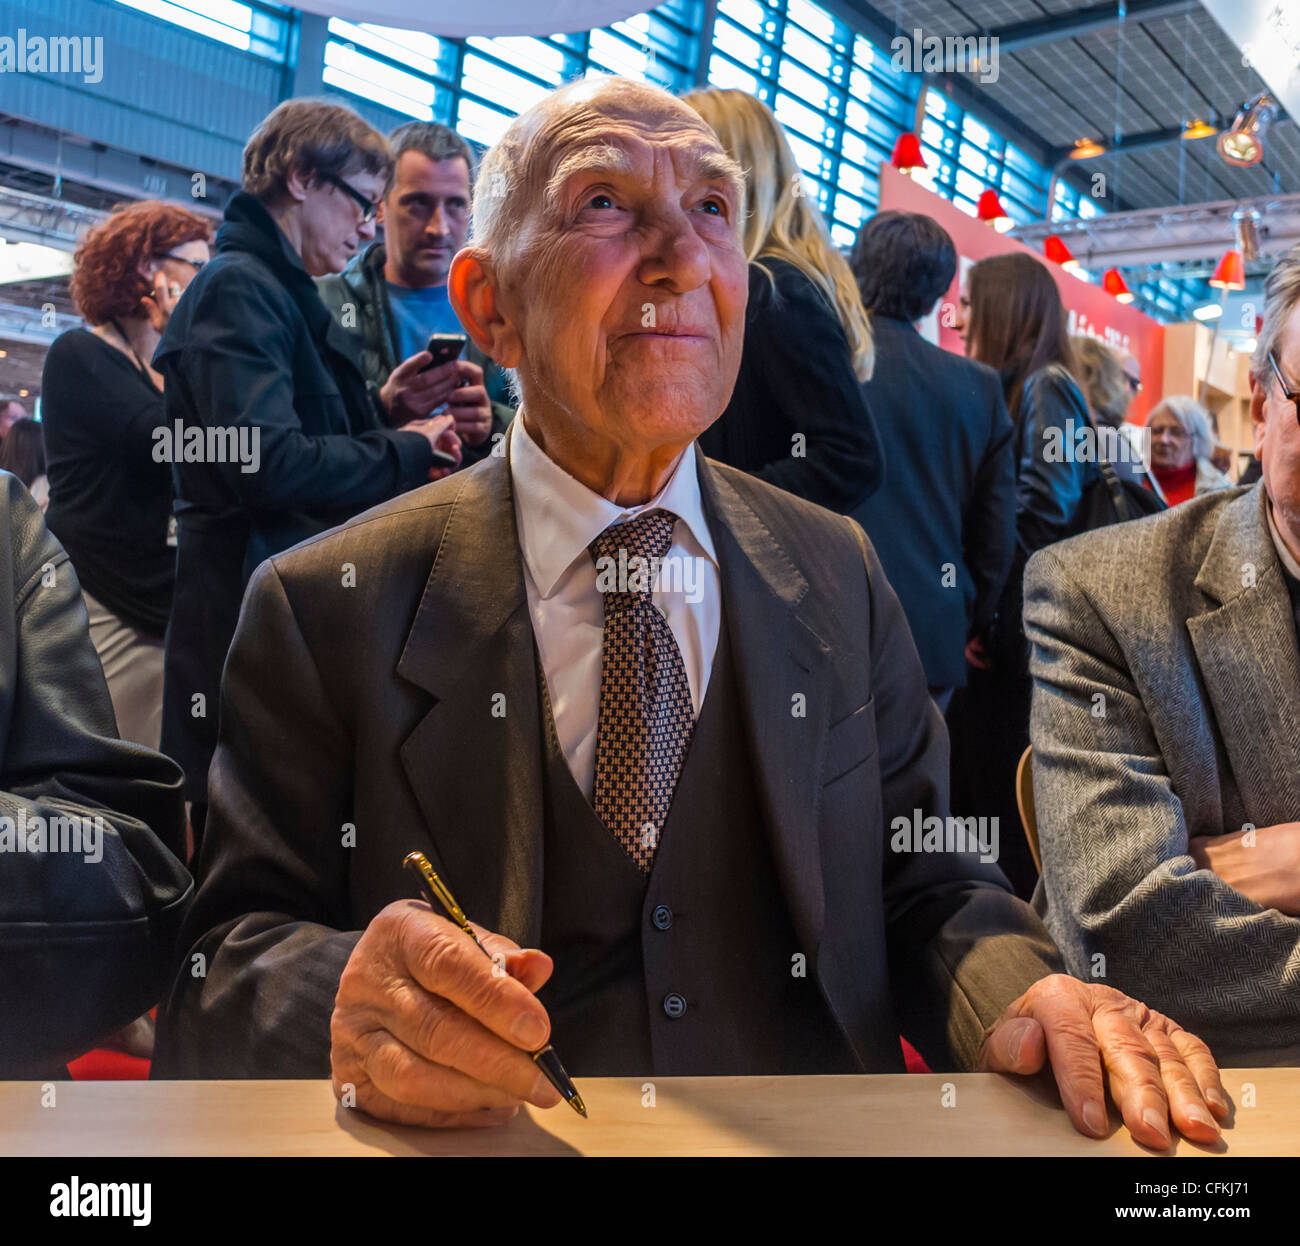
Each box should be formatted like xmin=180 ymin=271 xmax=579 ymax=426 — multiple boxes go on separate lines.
xmin=697 ymin=452 xmax=831 ymax=970
xmin=395 ymin=433 xmax=546 ymax=946
xmin=393 ymin=439 xmax=836 ymax=958
xmin=1186 ymin=486 xmax=1300 ymax=829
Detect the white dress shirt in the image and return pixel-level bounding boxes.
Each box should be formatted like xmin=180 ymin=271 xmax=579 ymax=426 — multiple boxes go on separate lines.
xmin=509 ymin=412 xmax=721 ymax=799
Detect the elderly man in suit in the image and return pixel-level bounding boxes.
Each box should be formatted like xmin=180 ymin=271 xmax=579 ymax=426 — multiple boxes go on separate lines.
xmin=156 ymin=76 xmax=1225 ymax=1147
xmin=1027 ymin=242 xmax=1300 ymax=1065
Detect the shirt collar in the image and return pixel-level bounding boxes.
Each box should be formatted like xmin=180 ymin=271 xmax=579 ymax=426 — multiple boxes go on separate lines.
xmin=509 ymin=410 xmax=717 ymax=600
xmin=1267 ymin=495 xmax=1300 ymax=582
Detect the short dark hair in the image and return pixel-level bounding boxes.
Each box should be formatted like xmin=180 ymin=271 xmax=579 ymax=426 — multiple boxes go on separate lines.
xmin=387 ymin=122 xmax=476 ymax=191
xmin=850 ymin=210 xmax=957 ymax=322
xmin=242 ymin=99 xmax=392 ymax=202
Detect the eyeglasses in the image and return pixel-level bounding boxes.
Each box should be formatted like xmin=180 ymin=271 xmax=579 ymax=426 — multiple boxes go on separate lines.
xmin=323 ymin=172 xmax=380 ymax=224
xmin=162 ymin=252 xmax=206 ymax=271
xmin=1269 ymin=351 xmax=1300 ymax=428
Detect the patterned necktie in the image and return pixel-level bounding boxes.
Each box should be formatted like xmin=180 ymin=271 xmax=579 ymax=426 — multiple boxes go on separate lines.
xmin=588 ymin=508 xmax=695 ymax=872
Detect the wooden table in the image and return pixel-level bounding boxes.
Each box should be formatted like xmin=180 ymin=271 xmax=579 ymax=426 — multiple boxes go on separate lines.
xmin=2 ymin=1070 xmax=1297 ymax=1156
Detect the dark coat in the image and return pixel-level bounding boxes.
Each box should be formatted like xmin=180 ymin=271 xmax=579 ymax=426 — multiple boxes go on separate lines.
xmin=153 ymin=192 xmax=436 ymax=815
xmin=153 ymin=428 xmax=1062 ymax=1078
xmin=698 ymin=258 xmax=883 ymax=513
xmin=0 ymin=473 xmax=190 ymax=1075
xmin=315 ymin=239 xmax=513 ymax=465
xmin=851 ymin=315 xmax=1015 ymax=689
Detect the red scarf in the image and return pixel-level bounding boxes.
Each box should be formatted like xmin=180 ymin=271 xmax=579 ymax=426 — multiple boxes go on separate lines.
xmin=1153 ymin=461 xmax=1197 ymax=506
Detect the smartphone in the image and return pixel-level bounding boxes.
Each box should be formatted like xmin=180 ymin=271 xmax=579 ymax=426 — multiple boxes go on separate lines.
xmin=419 ymin=332 xmax=467 ymax=373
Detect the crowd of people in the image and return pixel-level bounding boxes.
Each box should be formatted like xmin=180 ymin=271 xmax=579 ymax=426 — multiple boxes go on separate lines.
xmin=10 ymin=70 xmax=1296 ymax=1144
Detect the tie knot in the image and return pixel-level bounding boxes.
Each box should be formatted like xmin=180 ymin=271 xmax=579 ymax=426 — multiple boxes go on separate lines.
xmin=588 ymin=509 xmax=679 ymax=597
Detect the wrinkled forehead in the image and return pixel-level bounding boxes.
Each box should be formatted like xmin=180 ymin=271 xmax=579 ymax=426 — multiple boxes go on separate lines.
xmin=520 ymin=92 xmax=740 ymax=209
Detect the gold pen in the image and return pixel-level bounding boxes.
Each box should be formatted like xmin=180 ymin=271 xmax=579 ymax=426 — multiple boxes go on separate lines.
xmin=402 ymin=851 xmax=587 ymax=1118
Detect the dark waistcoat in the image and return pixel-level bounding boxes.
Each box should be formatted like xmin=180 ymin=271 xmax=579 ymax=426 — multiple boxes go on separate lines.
xmin=535 ymin=617 xmax=855 ymax=1076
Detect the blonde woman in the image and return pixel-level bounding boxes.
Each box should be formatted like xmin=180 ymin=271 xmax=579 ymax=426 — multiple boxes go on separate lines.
xmin=682 ymin=89 xmax=882 ymax=512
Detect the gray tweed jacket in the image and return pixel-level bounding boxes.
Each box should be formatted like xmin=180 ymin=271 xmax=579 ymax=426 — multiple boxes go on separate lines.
xmin=1024 ymin=482 xmax=1300 ymax=1062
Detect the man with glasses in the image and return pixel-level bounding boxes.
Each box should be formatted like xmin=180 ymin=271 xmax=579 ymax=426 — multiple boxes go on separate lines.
xmin=318 ymin=123 xmax=514 ymax=467
xmin=1024 ymin=242 xmax=1300 ymax=1064
xmin=153 ymin=99 xmax=461 ymax=851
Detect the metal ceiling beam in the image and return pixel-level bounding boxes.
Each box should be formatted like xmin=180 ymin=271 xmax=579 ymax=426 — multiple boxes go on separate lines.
xmin=0 ymin=116 xmax=234 ymax=219
xmin=1011 ymin=191 xmax=1300 ymax=269
xmin=1046 ymin=124 xmax=1191 ymax=164
xmin=1045 ymin=109 xmax=1290 ymax=165
xmin=976 ymin=0 xmax=1199 ymax=54
xmin=0 ymin=185 xmax=103 ymax=250
xmin=0 ymin=299 xmax=80 ymax=347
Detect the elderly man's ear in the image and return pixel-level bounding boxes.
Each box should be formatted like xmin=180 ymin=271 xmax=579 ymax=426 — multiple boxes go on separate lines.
xmin=1249 ymin=371 xmax=1268 ymax=458
xmin=448 ymin=249 xmax=522 ymax=369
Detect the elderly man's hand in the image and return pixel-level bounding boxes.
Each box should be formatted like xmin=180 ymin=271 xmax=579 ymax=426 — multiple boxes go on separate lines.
xmin=331 ymin=900 xmax=564 ymax=1127
xmin=977 ymin=975 xmax=1228 ymax=1148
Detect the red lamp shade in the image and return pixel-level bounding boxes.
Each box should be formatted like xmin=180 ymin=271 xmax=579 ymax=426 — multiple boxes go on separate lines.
xmin=1044 ymin=234 xmax=1081 ymax=273
xmin=1209 ymin=248 xmax=1246 ymax=290
xmin=1102 ymin=268 xmax=1134 ymax=304
xmin=890 ymin=132 xmax=926 ymax=171
xmin=976 ymin=188 xmax=1013 ymax=232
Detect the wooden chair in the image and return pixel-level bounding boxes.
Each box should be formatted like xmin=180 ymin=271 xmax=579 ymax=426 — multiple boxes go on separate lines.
xmin=1014 ymin=745 xmax=1042 ymax=875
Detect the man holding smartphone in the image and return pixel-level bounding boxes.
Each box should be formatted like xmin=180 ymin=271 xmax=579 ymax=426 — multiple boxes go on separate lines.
xmin=318 ymin=121 xmax=514 ymax=465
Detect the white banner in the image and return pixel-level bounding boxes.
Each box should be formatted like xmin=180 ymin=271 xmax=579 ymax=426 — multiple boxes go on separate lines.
xmin=292 ymin=0 xmax=653 ymax=38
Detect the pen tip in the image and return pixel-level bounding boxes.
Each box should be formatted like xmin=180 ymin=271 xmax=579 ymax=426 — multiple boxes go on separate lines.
xmin=570 ymin=1094 xmax=588 ymax=1118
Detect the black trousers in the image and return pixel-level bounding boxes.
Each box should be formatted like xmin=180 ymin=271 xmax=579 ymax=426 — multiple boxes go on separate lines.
xmin=946 ymin=653 xmax=1037 ymax=900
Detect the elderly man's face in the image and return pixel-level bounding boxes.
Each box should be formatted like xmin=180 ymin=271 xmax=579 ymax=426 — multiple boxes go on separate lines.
xmin=1254 ymin=299 xmax=1300 ymax=539
xmin=496 ymin=105 xmax=748 ymax=456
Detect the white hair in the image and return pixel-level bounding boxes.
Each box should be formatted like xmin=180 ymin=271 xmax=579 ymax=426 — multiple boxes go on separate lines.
xmin=1151 ymin=394 xmax=1215 ymax=460
xmin=1255 ymin=243 xmax=1300 ymax=388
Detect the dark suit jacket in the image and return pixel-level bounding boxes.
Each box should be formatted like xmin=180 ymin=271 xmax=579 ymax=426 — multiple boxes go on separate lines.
xmin=153 ymin=192 xmax=436 ymax=814
xmin=154 ymin=430 xmax=1061 ymax=1078
xmin=851 ymin=315 xmax=1015 ymax=689
xmin=698 ymin=258 xmax=883 ymax=513
xmin=0 ymin=473 xmax=191 ymax=1074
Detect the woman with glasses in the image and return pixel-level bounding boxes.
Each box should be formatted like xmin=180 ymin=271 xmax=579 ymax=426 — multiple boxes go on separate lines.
xmin=41 ymin=200 xmax=212 ymax=752
xmin=1148 ymin=395 xmax=1234 ymax=505
xmin=152 ymin=99 xmax=461 ymax=856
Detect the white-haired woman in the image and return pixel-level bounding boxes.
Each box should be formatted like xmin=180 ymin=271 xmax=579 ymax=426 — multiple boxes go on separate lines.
xmin=1148 ymin=395 xmax=1234 ymax=504
xmin=681 ymin=89 xmax=882 ymax=512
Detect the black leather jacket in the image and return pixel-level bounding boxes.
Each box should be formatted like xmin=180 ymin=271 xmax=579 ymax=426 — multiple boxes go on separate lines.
xmin=0 ymin=473 xmax=191 ymax=1073
xmin=990 ymin=363 xmax=1099 ymax=667
xmin=1013 ymin=363 xmax=1100 ymax=558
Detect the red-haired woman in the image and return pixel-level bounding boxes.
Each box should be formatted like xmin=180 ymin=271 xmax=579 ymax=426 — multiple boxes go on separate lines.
xmin=41 ymin=200 xmax=212 ymax=752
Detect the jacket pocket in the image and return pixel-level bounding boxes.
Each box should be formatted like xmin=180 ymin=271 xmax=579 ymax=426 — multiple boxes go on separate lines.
xmin=822 ymin=696 xmax=877 ymax=787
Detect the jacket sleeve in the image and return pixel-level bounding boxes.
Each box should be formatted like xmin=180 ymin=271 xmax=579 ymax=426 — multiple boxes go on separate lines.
xmin=1024 ymin=545 xmax=1300 ymax=1053
xmin=154 ymin=557 xmax=360 ymax=1076
xmin=747 ymin=266 xmax=884 ymax=512
xmin=0 ymin=477 xmax=191 ymax=1072
xmin=850 ymin=520 xmax=1063 ymax=1070
xmin=1015 ymin=365 xmax=1089 ymax=557
xmin=963 ymin=376 xmax=1016 ymax=638
xmin=169 ymin=269 xmax=433 ymax=512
